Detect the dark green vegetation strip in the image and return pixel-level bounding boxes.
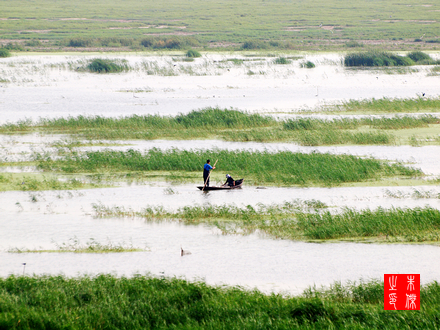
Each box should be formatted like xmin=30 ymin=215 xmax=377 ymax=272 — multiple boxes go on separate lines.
xmin=1 ymin=275 xmax=440 ymax=329
xmin=37 ymin=149 xmax=420 ymax=186
xmin=83 ymin=58 xmax=130 ymax=73
xmin=1 ymin=0 xmax=440 ymax=51
xmin=297 ymin=207 xmax=440 ymax=242
xmin=344 ymin=51 xmax=440 ymax=67
xmin=94 ymin=204 xmax=440 ymax=243
xmin=1 ymin=108 xmax=439 ymax=145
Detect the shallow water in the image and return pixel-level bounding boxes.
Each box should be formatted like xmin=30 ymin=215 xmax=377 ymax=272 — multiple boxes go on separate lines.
xmin=1 ymin=180 xmax=440 ymax=294
xmin=2 ymin=215 xmax=440 ymax=295
xmin=1 ymin=183 xmax=440 ymax=216
xmin=1 ymin=53 xmax=439 ymax=123
xmin=2 ymin=53 xmax=440 ymax=294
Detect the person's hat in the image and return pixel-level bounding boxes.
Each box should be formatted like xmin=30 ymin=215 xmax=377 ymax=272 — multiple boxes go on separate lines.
xmin=226 ymin=174 xmax=231 ymax=178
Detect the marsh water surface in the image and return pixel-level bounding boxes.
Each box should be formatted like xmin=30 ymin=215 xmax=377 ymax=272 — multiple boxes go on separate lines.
xmin=1 ymin=53 xmax=440 ymax=294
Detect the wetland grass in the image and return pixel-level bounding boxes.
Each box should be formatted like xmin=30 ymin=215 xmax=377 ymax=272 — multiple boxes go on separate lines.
xmin=0 ymin=48 xmax=11 ymax=58
xmin=94 ymin=202 xmax=440 ymax=243
xmin=344 ymin=51 xmax=439 ymax=67
xmin=1 ymin=107 xmax=439 ymax=145
xmin=79 ymin=58 xmax=130 ymax=73
xmin=334 ymin=97 xmax=440 ymax=114
xmin=185 ymin=49 xmax=201 ymax=58
xmin=296 ymin=207 xmax=440 ymax=242
xmin=9 ymin=237 xmax=142 ymax=253
xmin=0 ymin=173 xmax=93 ymax=192
xmin=283 ymin=115 xmax=440 ymax=131
xmin=1 ymin=275 xmax=440 ymax=329
xmin=37 ymin=148 xmax=421 ymax=186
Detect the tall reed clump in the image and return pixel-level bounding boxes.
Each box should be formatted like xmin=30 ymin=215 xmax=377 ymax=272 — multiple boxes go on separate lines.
xmin=1 ymin=275 xmax=440 ymax=329
xmin=0 ymin=48 xmax=11 ymax=58
xmin=300 ymin=60 xmax=315 ymax=68
xmin=297 ymin=207 xmax=440 ymax=240
xmin=37 ymin=149 xmax=421 ymax=186
xmin=274 ymin=57 xmax=291 ymax=64
xmin=85 ymin=58 xmax=130 ymax=73
xmin=186 ymin=49 xmax=201 ymax=58
xmin=344 ymin=51 xmax=414 ymax=67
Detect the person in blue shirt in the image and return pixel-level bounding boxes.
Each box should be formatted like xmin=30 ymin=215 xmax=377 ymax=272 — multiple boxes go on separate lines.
xmin=203 ymin=159 xmax=215 ymax=187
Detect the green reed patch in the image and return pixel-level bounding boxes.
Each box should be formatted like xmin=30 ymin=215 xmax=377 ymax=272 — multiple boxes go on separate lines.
xmin=93 ymin=203 xmax=440 ymax=243
xmin=283 ymin=115 xmax=440 ymax=131
xmin=185 ymin=49 xmax=201 ymax=58
xmin=300 ymin=60 xmax=315 ymax=68
xmin=0 ymin=48 xmax=11 ymax=58
xmin=274 ymin=56 xmax=291 ymax=64
xmin=297 ymin=207 xmax=440 ymax=241
xmin=1 ymin=275 xmax=440 ymax=329
xmin=1 ymin=108 xmax=438 ymax=145
xmin=37 ymin=149 xmax=420 ymax=186
xmin=344 ymin=51 xmax=439 ymax=67
xmin=335 ymin=97 xmax=440 ymax=113
xmin=0 ymin=173 xmax=92 ymax=192
xmin=3 ymin=108 xmax=275 ymax=132
xmin=78 ymin=58 xmax=130 ymax=73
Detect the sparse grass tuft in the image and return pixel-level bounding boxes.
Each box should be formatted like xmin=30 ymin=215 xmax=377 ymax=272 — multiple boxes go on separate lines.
xmin=274 ymin=57 xmax=291 ymax=64
xmin=9 ymin=237 xmax=143 ymax=253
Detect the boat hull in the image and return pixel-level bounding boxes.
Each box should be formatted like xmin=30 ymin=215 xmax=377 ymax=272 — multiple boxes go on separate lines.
xmin=197 ymin=183 xmax=243 ymax=191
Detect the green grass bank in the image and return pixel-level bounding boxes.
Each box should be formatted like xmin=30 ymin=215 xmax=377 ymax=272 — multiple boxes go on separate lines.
xmin=1 ymin=275 xmax=439 ymax=329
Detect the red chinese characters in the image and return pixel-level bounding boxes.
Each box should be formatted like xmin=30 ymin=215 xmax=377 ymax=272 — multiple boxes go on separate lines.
xmin=384 ymin=274 xmax=420 ymax=310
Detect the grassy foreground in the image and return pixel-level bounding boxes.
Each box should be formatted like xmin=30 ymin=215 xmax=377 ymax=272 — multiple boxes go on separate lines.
xmin=36 ymin=149 xmax=421 ymax=187
xmin=0 ymin=275 xmax=439 ymax=329
xmin=94 ymin=203 xmax=440 ymax=244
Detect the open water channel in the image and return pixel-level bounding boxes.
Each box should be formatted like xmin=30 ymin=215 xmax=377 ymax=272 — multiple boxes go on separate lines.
xmin=1 ymin=53 xmax=440 ymax=294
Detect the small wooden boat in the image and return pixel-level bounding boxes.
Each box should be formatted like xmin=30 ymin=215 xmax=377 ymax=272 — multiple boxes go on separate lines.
xmin=197 ymin=179 xmax=243 ymax=191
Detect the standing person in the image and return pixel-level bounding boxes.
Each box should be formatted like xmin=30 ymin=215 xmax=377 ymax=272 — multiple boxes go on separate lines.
xmin=203 ymin=159 xmax=215 ymax=187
